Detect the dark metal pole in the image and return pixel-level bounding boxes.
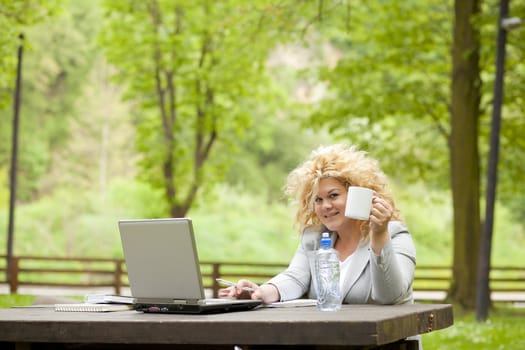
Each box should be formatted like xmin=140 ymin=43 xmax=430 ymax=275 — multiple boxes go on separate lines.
xmin=476 ymin=0 xmax=508 ymax=322
xmin=7 ymin=33 xmax=24 ymax=287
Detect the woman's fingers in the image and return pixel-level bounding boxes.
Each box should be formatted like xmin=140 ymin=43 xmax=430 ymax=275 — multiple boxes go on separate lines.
xmin=370 ymin=196 xmax=392 ymax=232
xmin=218 ymin=286 xmax=236 ymax=298
xmin=219 ymin=280 xmax=260 ymax=300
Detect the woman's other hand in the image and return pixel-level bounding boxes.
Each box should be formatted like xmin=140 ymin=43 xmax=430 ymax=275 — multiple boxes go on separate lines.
xmin=218 ymin=279 xmax=259 ymax=299
xmin=218 ymin=279 xmax=280 ymax=304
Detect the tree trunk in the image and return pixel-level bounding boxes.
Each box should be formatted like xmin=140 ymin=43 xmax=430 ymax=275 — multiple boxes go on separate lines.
xmin=449 ymin=0 xmax=482 ymax=309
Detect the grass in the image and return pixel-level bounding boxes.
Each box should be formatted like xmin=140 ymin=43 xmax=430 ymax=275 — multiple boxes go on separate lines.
xmin=0 ymin=294 xmax=36 ymax=308
xmin=421 ymin=305 xmax=525 ymax=350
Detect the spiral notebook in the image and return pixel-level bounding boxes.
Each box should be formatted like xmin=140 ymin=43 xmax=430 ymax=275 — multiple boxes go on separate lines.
xmin=118 ymin=218 xmax=262 ymax=314
xmin=55 ymin=304 xmax=133 ymax=312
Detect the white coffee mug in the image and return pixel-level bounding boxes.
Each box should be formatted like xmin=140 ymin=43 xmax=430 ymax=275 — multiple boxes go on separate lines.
xmin=345 ymin=186 xmax=373 ymax=220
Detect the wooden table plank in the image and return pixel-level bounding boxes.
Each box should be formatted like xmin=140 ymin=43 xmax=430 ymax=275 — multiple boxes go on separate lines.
xmin=0 ymin=304 xmax=453 ymax=348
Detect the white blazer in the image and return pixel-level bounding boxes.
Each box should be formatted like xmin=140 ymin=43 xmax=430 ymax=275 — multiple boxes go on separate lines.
xmin=267 ymin=221 xmax=416 ymax=305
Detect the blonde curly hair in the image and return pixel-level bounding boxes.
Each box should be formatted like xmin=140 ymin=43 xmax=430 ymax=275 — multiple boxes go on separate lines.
xmin=284 ymin=144 xmax=400 ymax=235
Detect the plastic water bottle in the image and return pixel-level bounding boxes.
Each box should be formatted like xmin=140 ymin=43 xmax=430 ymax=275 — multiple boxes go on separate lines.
xmin=315 ymin=232 xmax=341 ymax=311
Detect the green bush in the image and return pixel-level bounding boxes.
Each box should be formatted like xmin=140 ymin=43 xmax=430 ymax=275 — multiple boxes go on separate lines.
xmin=0 ymin=178 xmax=523 ymax=267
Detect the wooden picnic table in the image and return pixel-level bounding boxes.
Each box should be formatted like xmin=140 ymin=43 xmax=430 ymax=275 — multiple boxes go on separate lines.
xmin=0 ymin=303 xmax=453 ymax=349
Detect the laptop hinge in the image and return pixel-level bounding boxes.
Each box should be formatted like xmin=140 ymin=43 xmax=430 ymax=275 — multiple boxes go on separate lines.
xmin=165 ymin=299 xmax=201 ymax=305
xmin=135 ymin=298 xmax=200 ymax=305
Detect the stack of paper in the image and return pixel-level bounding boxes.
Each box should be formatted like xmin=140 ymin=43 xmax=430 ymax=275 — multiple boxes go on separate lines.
xmin=83 ymin=294 xmax=134 ymax=304
xmin=266 ymin=299 xmax=318 ymax=308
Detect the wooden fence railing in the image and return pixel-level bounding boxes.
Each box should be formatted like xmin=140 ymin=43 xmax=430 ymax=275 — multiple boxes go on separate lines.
xmin=1 ymin=255 xmax=524 ymax=302
xmin=0 ymin=255 xmax=288 ymax=297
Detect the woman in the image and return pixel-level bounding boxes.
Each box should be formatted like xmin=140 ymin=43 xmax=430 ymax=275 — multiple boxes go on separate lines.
xmin=219 ymin=144 xmax=416 ymax=305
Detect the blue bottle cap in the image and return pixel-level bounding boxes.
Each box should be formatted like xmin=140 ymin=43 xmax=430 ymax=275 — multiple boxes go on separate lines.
xmin=320 ymin=232 xmax=331 ymax=248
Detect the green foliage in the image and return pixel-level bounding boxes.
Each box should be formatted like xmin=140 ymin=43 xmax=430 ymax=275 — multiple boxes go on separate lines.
xmin=189 ymin=184 xmax=299 ymax=263
xmin=0 ymin=0 xmax=102 ymax=201
xmin=394 ymin=181 xmax=454 ymax=266
xmin=0 ymin=179 xmax=300 ymax=260
xmin=395 ymin=179 xmax=525 ymax=267
xmin=303 ymin=1 xmax=452 ymax=187
xmin=0 ymin=0 xmax=523 ymax=320
xmin=1 ymin=177 xmax=523 ymax=269
xmin=477 ymin=0 xmax=525 ymax=222
xmin=98 ymin=0 xmax=293 ymax=216
xmin=221 ymin=110 xmax=334 ymax=202
xmin=291 ymin=0 xmax=524 ymax=204
xmin=0 ymin=0 xmax=62 ymax=108
xmin=490 ymin=203 xmax=525 ymax=265
xmin=0 ymin=166 xmax=9 ymax=209
xmin=0 ymin=179 xmax=165 ymax=258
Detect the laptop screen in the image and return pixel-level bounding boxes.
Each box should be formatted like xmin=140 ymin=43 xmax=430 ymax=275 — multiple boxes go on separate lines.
xmin=118 ymin=218 xmax=206 ymax=301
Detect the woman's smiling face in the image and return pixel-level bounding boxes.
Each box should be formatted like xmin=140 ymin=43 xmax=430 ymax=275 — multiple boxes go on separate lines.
xmin=314 ymin=177 xmax=349 ymax=232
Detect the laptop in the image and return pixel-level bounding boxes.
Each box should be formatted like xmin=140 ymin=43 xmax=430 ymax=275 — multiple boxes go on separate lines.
xmin=118 ymin=218 xmax=262 ymax=314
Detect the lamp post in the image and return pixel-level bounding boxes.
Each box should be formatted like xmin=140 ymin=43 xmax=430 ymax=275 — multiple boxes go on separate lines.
xmin=475 ymin=0 xmax=521 ymax=322
xmin=6 ymin=34 xmax=24 ymax=289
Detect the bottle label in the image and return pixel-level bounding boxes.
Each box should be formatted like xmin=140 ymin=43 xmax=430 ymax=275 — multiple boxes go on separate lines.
xmin=316 ymin=251 xmax=341 ymax=311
